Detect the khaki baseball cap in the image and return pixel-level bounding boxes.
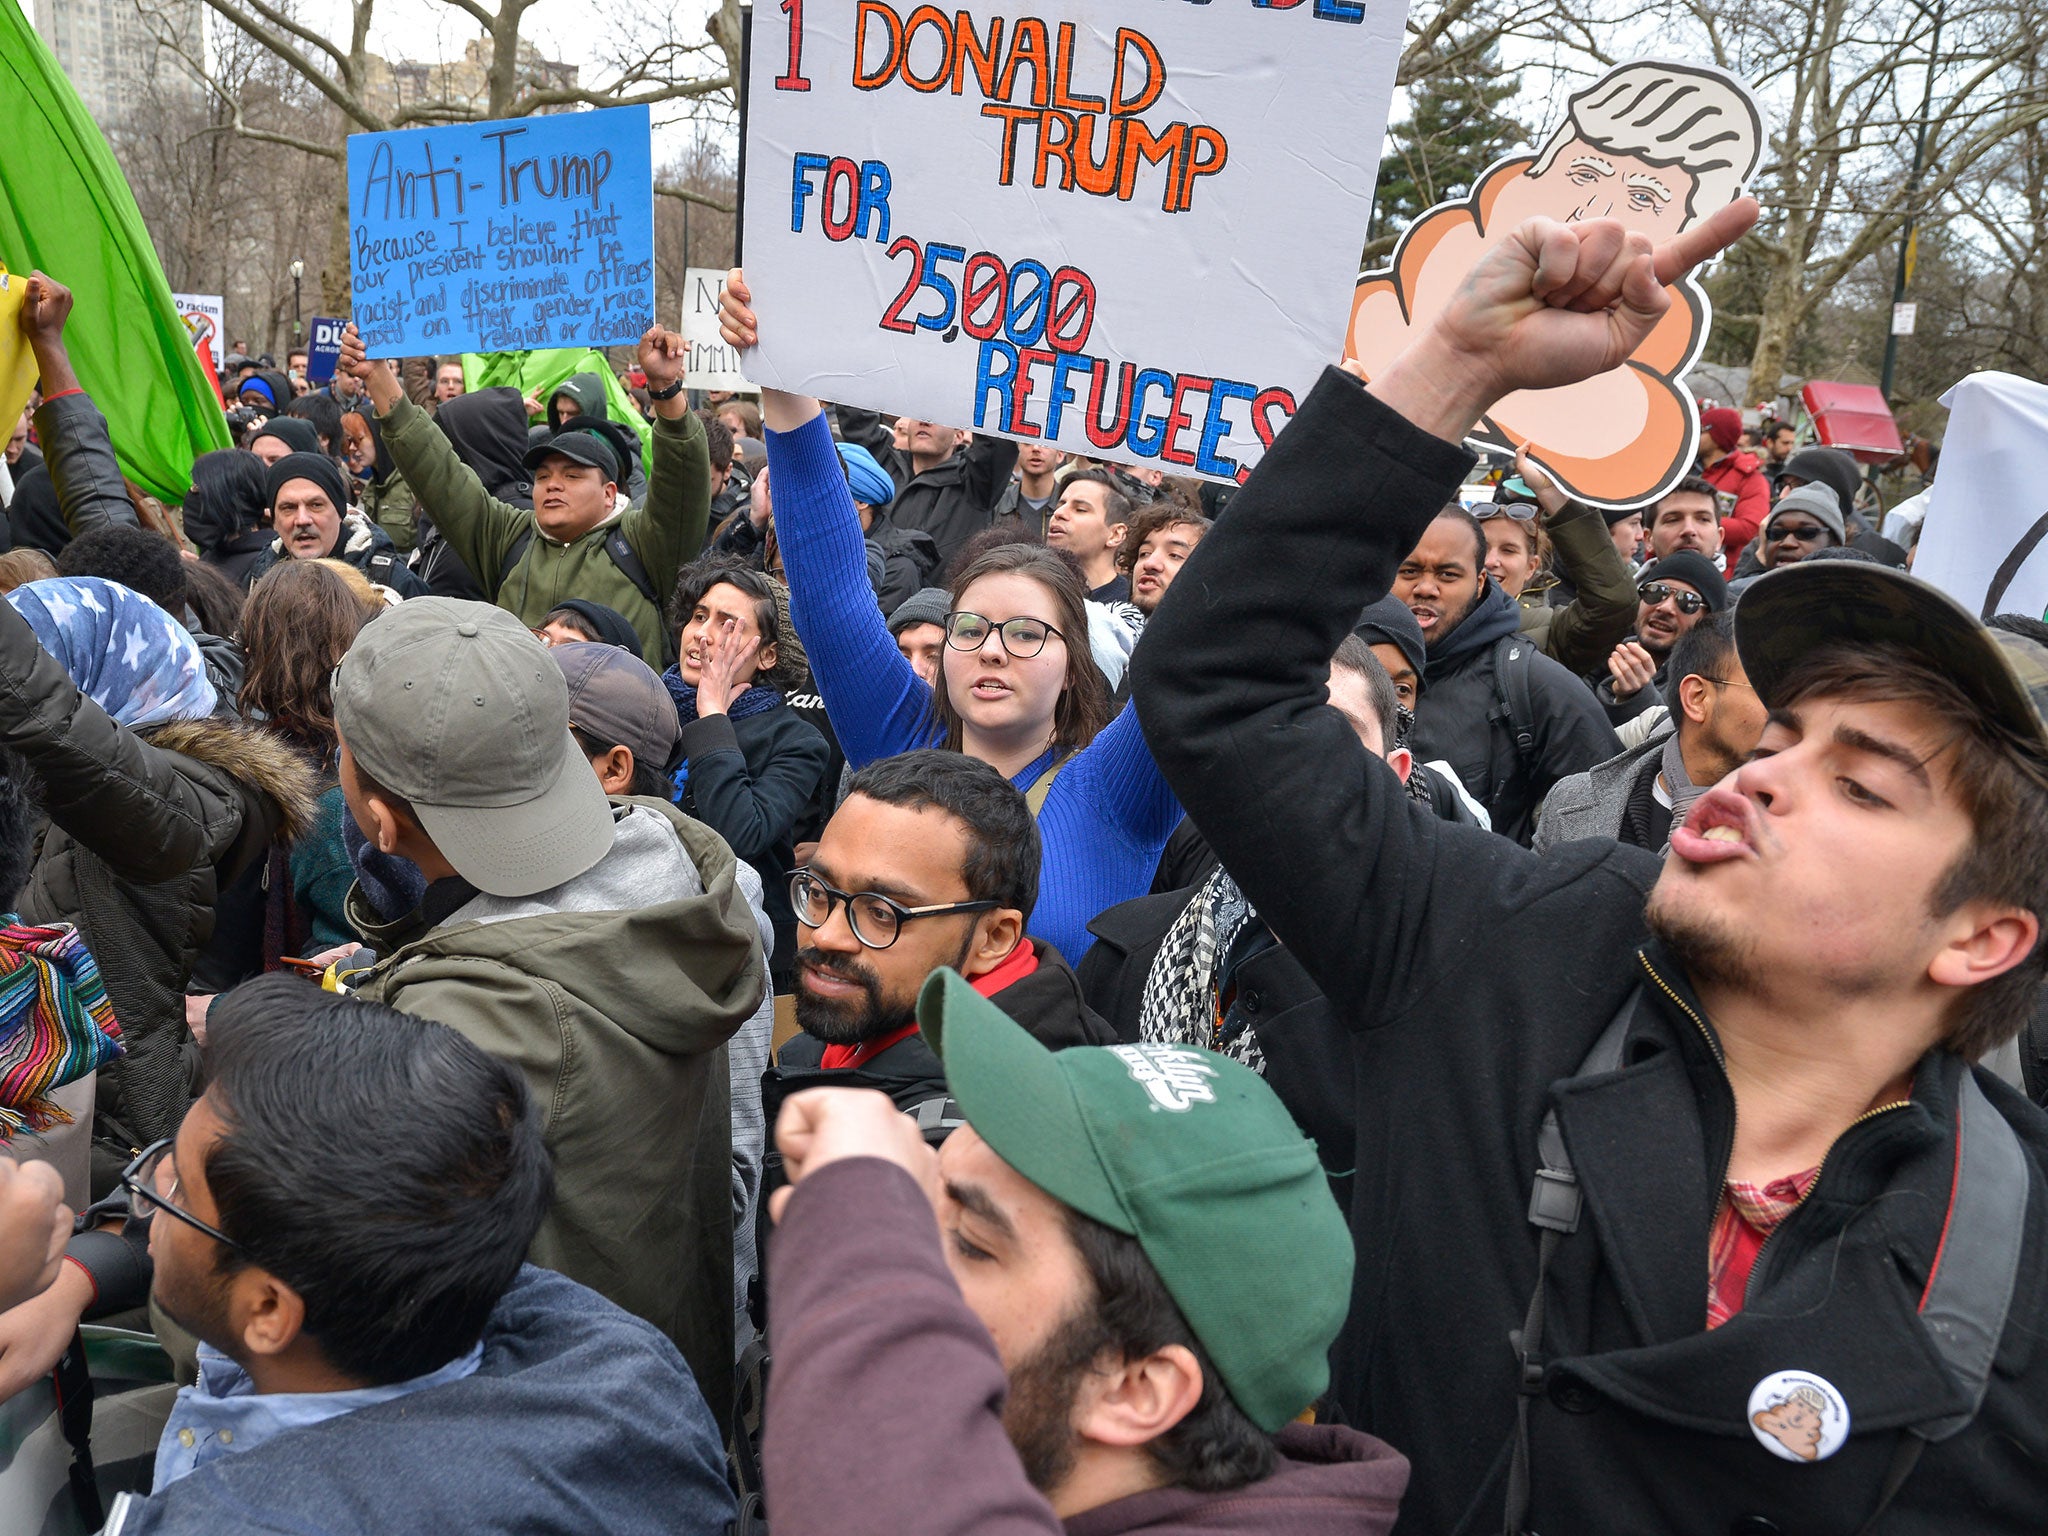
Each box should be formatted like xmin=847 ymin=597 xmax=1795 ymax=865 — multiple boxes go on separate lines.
xmin=333 ymin=598 xmax=616 ymax=898
xmin=916 ymin=969 xmax=1354 ymax=1432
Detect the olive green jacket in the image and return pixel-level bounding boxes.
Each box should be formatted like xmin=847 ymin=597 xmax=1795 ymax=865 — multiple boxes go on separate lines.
xmin=380 ymin=396 xmax=709 ymax=658
xmin=1516 ymin=497 xmax=1639 ymax=677
xmin=346 ymin=800 xmax=765 ymax=1429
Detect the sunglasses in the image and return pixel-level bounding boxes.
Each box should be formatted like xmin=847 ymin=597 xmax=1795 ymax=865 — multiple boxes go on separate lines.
xmin=1769 ymin=522 xmax=1831 ymax=544
xmin=1475 ymin=502 xmax=1538 ymax=523
xmin=1639 ymin=583 xmax=1708 ymax=615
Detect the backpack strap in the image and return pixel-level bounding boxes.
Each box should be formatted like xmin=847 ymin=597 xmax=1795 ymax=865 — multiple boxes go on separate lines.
xmin=1487 ymin=635 xmax=1540 ymax=809
xmin=1504 ymin=996 xmax=1634 ymax=1535
xmin=496 ymin=526 xmax=535 ymax=590
xmin=1023 ymin=752 xmax=1073 ymax=817
xmin=1913 ymin=1070 xmax=2026 ymax=1438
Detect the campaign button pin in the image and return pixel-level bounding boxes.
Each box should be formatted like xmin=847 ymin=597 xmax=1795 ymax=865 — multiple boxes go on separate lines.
xmin=1747 ymin=1370 xmax=1850 ymax=1462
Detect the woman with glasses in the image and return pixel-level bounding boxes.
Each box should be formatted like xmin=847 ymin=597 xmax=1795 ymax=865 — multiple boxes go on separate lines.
xmin=717 ymin=273 xmax=1181 ymax=966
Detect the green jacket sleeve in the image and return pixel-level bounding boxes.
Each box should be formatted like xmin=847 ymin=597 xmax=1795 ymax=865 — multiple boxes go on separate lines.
xmin=623 ymin=409 xmax=711 ymax=595
xmin=378 ymin=396 xmax=527 ymax=597
xmin=1537 ymin=499 xmax=1639 ymax=676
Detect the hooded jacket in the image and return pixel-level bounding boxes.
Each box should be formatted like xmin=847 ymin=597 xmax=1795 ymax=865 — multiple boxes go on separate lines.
xmin=543 ymin=374 xmax=649 ymax=505
xmin=381 ymin=395 xmax=709 ymax=660
xmin=249 ymin=508 xmax=429 ymax=597
xmin=0 ymin=590 xmax=318 ymax=1156
xmin=835 ymin=404 xmax=1019 ymax=566
xmin=1132 ymin=366 xmax=2048 ymax=1536
xmin=1408 ymin=584 xmax=1620 ymax=844
xmin=107 ymin=1265 xmax=736 ymax=1536
xmin=1700 ymin=447 xmax=1769 ymax=570
xmin=764 ymin=1156 xmax=1408 ymax=1536
xmin=349 ymin=410 xmax=418 ymax=553
xmin=346 ymin=800 xmax=765 ymax=1426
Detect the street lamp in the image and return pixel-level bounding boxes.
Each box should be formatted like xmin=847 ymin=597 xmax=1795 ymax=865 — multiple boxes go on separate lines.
xmin=289 ymin=258 xmax=304 ymax=346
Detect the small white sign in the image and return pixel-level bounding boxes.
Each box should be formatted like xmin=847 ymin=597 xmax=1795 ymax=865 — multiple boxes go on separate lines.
xmin=1892 ymin=302 xmax=1918 ymax=336
xmin=682 ymin=266 xmax=753 ymax=393
xmin=170 ymin=292 xmax=225 ymax=370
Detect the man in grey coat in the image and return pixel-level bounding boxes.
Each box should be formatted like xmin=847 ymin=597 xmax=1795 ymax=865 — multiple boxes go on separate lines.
xmin=1536 ymin=611 xmax=1767 ymax=853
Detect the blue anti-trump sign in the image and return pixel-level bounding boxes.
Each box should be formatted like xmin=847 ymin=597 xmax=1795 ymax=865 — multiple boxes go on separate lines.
xmin=346 ymin=104 xmax=654 ymax=357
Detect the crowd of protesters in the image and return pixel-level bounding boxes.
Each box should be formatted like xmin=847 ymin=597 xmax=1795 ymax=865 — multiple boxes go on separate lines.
xmin=2 ymin=181 xmax=2047 ymax=1536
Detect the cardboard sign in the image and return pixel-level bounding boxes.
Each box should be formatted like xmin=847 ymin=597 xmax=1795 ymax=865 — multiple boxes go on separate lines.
xmin=306 ymin=316 xmax=346 ymax=383
xmin=1347 ymin=61 xmax=1765 ymax=510
xmin=739 ymin=0 xmax=1407 ymax=483
xmin=171 ymin=292 xmax=225 ymax=371
xmin=0 ymin=272 xmax=39 ymax=435
xmin=346 ymin=105 xmax=655 ymax=358
xmin=683 ymin=266 xmax=752 ymax=393
xmin=1912 ymin=372 xmax=2048 ymax=621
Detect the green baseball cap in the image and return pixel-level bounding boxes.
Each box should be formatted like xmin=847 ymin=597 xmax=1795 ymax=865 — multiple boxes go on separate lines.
xmin=916 ymin=969 xmax=1353 ymax=1432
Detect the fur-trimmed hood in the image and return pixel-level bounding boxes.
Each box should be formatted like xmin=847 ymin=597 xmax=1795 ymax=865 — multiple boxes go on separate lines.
xmin=142 ymin=717 xmax=323 ymax=843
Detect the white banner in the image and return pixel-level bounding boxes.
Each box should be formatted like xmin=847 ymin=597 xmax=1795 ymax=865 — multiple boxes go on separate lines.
xmin=683 ymin=266 xmax=753 ymax=392
xmin=1913 ymin=371 xmax=2048 ymax=621
xmin=739 ymin=0 xmax=1407 ymax=482
xmin=171 ymin=292 xmax=225 ymax=370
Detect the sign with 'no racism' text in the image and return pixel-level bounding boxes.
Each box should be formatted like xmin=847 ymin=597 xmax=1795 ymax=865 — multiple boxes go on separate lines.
xmin=739 ymin=0 xmax=1407 ymax=482
xmin=346 ymin=104 xmax=655 ymax=357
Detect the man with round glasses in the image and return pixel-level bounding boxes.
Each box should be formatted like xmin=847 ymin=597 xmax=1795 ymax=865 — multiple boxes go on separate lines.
xmin=1595 ymin=550 xmax=1728 ymax=727
xmin=774 ymin=750 xmax=1113 ymax=1096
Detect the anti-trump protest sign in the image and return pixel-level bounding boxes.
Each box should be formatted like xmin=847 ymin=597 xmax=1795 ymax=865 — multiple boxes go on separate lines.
xmin=685 ymin=266 xmax=753 ymax=393
xmin=739 ymin=0 xmax=1407 ymax=483
xmin=346 ymin=104 xmax=654 ymax=358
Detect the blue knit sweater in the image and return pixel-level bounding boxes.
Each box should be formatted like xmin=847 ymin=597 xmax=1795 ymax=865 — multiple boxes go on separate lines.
xmin=767 ymin=411 xmax=1181 ymax=963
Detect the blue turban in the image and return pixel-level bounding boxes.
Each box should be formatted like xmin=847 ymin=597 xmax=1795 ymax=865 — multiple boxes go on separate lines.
xmin=8 ymin=578 xmax=217 ymax=729
xmin=836 ymin=443 xmax=897 ymax=508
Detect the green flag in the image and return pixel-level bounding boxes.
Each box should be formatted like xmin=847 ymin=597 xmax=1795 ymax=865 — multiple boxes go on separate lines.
xmin=0 ymin=3 xmax=230 ymax=503
xmin=463 ymin=348 xmax=654 ymax=454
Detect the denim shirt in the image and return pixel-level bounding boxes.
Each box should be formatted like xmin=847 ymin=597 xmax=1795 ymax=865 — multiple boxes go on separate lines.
xmin=152 ymin=1340 xmax=483 ymax=1491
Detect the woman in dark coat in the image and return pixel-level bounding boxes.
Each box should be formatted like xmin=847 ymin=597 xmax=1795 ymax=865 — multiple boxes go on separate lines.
xmin=664 ymin=555 xmax=828 ymax=986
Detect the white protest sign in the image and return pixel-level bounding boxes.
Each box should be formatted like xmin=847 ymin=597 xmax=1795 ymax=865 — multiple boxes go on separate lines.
xmin=683 ymin=266 xmax=753 ymax=392
xmin=171 ymin=292 xmax=225 ymax=370
xmin=740 ymin=0 xmax=1407 ymax=483
xmin=1913 ymin=371 xmax=2048 ymax=621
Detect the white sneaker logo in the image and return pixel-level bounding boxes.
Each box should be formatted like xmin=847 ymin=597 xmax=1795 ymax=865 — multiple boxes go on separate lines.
xmin=1111 ymin=1045 xmax=1219 ymax=1112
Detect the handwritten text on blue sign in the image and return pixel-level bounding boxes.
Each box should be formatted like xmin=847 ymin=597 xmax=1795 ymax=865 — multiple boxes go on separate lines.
xmin=347 ymin=105 xmax=655 ymax=357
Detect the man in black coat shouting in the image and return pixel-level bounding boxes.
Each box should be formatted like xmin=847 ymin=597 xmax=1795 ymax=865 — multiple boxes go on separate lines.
xmin=1133 ymin=199 xmax=2048 ymax=1535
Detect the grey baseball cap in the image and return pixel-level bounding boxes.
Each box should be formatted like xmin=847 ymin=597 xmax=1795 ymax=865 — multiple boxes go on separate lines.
xmin=553 ymin=641 xmax=683 ymax=776
xmin=333 ymin=598 xmax=616 ymax=897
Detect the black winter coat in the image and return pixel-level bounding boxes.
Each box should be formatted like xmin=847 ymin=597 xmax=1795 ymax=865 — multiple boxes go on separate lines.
xmin=1410 ymin=583 xmax=1620 ymax=844
xmin=1078 ymin=893 xmax=1355 ymax=1216
xmin=0 ymin=598 xmax=316 ymax=1169
xmin=1132 ymin=367 xmax=2048 ymax=1536
xmin=675 ymin=702 xmax=830 ymax=981
xmin=836 ymin=405 xmax=1018 ymax=567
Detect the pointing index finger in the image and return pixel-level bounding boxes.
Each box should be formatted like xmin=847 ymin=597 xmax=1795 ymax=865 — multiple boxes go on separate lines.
xmin=1652 ymin=196 xmax=1759 ymax=288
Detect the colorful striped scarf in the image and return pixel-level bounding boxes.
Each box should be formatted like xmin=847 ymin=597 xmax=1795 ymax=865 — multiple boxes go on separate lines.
xmin=0 ymin=920 xmax=123 ymax=1140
